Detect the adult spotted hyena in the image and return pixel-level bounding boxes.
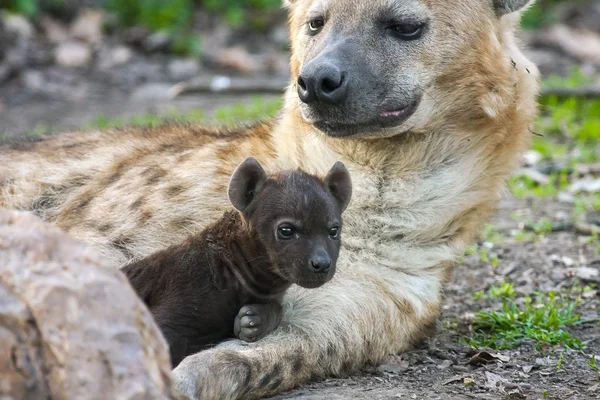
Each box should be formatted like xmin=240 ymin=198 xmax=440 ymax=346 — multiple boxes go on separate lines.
xmin=0 ymin=0 xmax=539 ymax=398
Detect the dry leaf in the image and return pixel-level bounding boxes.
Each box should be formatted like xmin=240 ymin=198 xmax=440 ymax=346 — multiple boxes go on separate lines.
xmin=467 ymin=351 xmax=510 ymax=365
xmin=522 ymin=365 xmax=534 ymax=373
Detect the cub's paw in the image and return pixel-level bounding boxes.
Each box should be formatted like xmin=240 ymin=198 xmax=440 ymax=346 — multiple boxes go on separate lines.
xmin=234 ymin=304 xmax=266 ymax=342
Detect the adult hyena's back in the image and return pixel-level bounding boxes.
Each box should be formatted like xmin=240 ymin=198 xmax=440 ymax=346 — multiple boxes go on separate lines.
xmin=0 ymin=122 xmax=277 ymax=266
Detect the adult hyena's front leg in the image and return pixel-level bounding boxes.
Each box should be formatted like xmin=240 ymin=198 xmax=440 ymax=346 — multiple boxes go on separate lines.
xmin=172 ymin=269 xmax=443 ymax=400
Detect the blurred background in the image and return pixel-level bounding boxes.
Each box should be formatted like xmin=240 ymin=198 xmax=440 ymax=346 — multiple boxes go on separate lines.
xmin=0 ymin=0 xmax=598 ymax=137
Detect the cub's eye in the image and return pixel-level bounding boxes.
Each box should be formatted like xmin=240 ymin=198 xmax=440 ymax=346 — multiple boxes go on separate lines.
xmin=308 ymin=18 xmax=325 ymax=34
xmin=388 ymin=23 xmax=424 ymax=40
xmin=328 ymin=227 xmax=340 ymax=239
xmin=277 ymin=225 xmax=296 ymax=240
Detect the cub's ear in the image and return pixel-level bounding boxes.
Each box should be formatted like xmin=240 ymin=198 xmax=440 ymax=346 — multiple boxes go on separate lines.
xmin=493 ymin=0 xmax=534 ymax=17
xmin=324 ymin=161 xmax=352 ymax=212
xmin=228 ymin=157 xmax=268 ymax=212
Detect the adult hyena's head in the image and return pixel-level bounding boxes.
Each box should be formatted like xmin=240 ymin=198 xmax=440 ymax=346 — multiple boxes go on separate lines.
xmin=284 ymin=0 xmax=537 ymax=138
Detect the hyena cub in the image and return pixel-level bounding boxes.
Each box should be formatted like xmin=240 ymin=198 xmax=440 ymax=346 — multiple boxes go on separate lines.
xmin=122 ymin=157 xmax=352 ymax=367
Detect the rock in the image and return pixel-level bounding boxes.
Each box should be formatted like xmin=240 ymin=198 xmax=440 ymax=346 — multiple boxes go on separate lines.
xmin=522 ymin=150 xmax=542 ymax=167
xmin=111 ymin=45 xmax=133 ymax=65
xmin=2 ymin=13 xmax=34 ymax=40
xmin=0 ymin=209 xmax=178 ymax=400
xmin=99 ymin=45 xmax=133 ymax=69
xmin=537 ymin=25 xmax=600 ymax=65
xmin=131 ymin=83 xmax=174 ymax=101
xmin=143 ymin=31 xmax=171 ymax=52
xmin=167 ymin=58 xmax=201 ymax=81
xmin=569 ymin=177 xmax=600 ymax=193
xmin=71 ymin=8 xmax=105 ymax=44
xmin=40 ymin=16 xmax=69 ymax=44
xmin=213 ymin=46 xmax=262 ymax=74
xmin=55 ymin=41 xmax=91 ymax=68
xmin=21 ymin=69 xmax=45 ymax=91
xmin=0 ymin=63 xmax=11 ymax=84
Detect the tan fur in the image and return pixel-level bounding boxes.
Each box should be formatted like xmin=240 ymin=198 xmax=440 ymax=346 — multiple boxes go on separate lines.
xmin=0 ymin=0 xmax=539 ymax=398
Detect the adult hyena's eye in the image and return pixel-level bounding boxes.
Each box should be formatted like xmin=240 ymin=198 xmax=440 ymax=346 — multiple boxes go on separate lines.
xmin=308 ymin=18 xmax=325 ymax=34
xmin=388 ymin=23 xmax=425 ymax=41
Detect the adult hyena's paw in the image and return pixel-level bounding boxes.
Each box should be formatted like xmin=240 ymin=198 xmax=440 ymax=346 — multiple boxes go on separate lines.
xmin=172 ymin=347 xmax=254 ymax=400
xmin=234 ymin=304 xmax=268 ymax=342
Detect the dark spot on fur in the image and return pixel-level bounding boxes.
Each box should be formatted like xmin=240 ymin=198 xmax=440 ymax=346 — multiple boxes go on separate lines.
xmin=169 ymin=216 xmax=195 ymax=230
xmin=73 ymin=197 xmax=91 ymax=215
xmin=259 ymin=364 xmax=281 ymax=389
xmin=291 ymin=354 xmax=304 ymax=374
xmin=146 ymin=167 xmax=167 ymax=185
xmin=130 ymin=198 xmax=144 ymax=210
xmin=140 ymin=209 xmax=153 ymax=224
xmin=327 ymin=344 xmax=336 ymax=357
xmin=99 ymin=223 xmax=113 ymax=233
xmin=107 ymin=172 xmax=121 ymax=185
xmin=165 ymin=184 xmax=186 ymax=197
xmin=177 ymin=152 xmax=193 ymax=163
xmin=111 ymin=236 xmax=134 ymax=260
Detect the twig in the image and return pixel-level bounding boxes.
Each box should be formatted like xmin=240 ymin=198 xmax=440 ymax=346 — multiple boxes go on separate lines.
xmin=541 ymin=85 xmax=600 ymax=98
xmin=168 ymin=75 xmax=289 ymax=98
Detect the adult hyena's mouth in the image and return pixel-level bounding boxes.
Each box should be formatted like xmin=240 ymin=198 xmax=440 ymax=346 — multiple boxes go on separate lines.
xmin=307 ymin=96 xmax=421 ymax=138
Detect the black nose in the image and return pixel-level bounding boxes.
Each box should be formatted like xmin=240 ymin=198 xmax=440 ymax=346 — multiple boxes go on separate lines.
xmin=297 ymin=63 xmax=348 ymax=105
xmin=310 ymin=253 xmax=332 ymax=273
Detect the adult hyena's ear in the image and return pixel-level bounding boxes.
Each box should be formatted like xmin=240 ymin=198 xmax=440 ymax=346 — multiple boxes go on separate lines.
xmin=228 ymin=157 xmax=268 ymax=212
xmin=493 ymin=0 xmax=535 ymax=17
xmin=282 ymin=0 xmax=299 ymax=8
xmin=324 ymin=162 xmax=353 ymax=213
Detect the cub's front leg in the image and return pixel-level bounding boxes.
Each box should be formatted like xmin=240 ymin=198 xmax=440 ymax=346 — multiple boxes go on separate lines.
xmin=234 ymin=302 xmax=283 ymax=342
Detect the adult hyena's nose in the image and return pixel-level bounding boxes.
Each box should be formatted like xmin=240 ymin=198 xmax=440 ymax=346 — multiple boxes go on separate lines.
xmin=297 ymin=61 xmax=349 ymax=105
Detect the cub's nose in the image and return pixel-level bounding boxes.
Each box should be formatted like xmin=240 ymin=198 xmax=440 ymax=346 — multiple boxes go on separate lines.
xmin=309 ymin=252 xmax=332 ymax=273
xmin=297 ymin=62 xmax=349 ymax=105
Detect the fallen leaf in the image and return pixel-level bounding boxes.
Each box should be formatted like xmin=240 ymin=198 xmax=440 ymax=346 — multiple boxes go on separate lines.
xmin=588 ymin=383 xmax=599 ymax=392
xmin=467 ymin=351 xmax=510 ymax=365
xmin=485 ymin=371 xmax=507 ymax=391
xmin=377 ymin=359 xmax=410 ymax=374
xmin=522 ymin=365 xmax=534 ymax=373
xmin=437 ymin=360 xmax=453 ymax=370
xmin=566 ymin=267 xmax=600 ymax=282
xmin=464 ymin=377 xmax=475 ymax=387
xmin=442 ymin=375 xmax=464 ymax=385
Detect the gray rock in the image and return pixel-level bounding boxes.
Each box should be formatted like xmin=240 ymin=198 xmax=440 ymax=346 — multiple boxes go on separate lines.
xmin=167 ymin=58 xmax=201 ymax=81
xmin=0 ymin=209 xmax=179 ymax=400
xmin=55 ymin=41 xmax=91 ymax=68
xmin=143 ymin=31 xmax=171 ymax=52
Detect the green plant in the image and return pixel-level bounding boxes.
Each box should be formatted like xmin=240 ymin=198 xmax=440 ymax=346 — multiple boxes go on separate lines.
xmin=202 ymin=0 xmax=281 ymax=27
xmin=489 ymin=282 xmax=517 ymax=299
xmin=2 ymin=0 xmax=38 ymax=17
xmin=469 ymin=291 xmax=582 ymax=350
xmin=588 ymin=355 xmax=600 ymax=380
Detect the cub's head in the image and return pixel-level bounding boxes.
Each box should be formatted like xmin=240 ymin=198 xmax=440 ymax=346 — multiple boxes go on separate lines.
xmin=284 ymin=0 xmax=537 ymax=138
xmin=228 ymin=157 xmax=352 ymax=289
